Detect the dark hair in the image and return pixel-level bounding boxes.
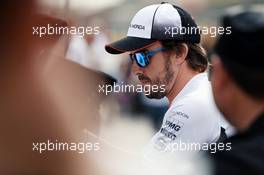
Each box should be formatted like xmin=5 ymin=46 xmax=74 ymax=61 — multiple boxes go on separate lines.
xmin=222 ymin=59 xmax=264 ymax=100
xmin=161 ymin=40 xmax=208 ymax=72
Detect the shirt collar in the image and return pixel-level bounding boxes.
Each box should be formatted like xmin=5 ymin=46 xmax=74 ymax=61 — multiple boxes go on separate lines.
xmin=171 ymin=73 xmax=208 ymax=104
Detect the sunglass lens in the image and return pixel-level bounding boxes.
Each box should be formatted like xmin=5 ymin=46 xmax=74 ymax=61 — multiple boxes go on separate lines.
xmin=135 ymin=53 xmax=146 ymax=67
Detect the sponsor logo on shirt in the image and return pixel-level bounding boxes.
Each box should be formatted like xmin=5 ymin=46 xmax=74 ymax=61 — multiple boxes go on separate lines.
xmin=169 ymin=109 xmax=190 ymax=119
xmin=175 ymin=111 xmax=189 ymax=119
xmin=165 ymin=120 xmax=181 ymax=131
xmin=160 ymin=128 xmax=177 ymax=140
xmin=159 ymin=117 xmax=184 ymax=140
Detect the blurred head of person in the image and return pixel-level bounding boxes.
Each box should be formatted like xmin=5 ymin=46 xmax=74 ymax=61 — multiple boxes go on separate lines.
xmin=210 ymin=11 xmax=264 ymax=132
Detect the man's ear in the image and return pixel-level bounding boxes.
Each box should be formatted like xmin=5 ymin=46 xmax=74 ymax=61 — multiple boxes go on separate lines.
xmin=211 ymin=56 xmax=230 ymax=94
xmin=173 ymin=43 xmax=188 ymax=65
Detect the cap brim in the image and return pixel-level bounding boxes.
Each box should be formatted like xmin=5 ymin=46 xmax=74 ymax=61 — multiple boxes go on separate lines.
xmin=105 ymin=36 xmax=157 ymax=54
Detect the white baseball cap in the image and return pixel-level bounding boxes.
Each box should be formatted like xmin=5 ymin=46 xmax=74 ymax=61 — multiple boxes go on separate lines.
xmin=105 ymin=2 xmax=200 ymax=54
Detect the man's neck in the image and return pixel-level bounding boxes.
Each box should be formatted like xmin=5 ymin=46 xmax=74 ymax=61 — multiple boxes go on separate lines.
xmin=230 ymin=95 xmax=264 ymax=132
xmin=166 ymin=69 xmax=200 ymax=106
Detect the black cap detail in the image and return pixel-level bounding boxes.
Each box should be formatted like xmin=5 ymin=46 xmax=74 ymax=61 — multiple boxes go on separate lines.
xmin=215 ymin=11 xmax=264 ymax=70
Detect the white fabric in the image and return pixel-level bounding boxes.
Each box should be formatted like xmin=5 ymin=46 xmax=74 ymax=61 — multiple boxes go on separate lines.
xmin=144 ymin=73 xmax=234 ymax=156
xmin=127 ymin=4 xmax=159 ymax=39
xmin=154 ymin=3 xmax=182 ymax=29
xmin=127 ymin=3 xmax=182 ymax=39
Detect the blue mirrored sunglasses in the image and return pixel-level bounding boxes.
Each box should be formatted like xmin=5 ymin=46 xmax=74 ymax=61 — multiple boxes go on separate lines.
xmin=129 ymin=47 xmax=167 ymax=68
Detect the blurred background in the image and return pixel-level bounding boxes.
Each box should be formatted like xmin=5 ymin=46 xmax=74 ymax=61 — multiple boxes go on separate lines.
xmin=1 ymin=0 xmax=263 ymax=174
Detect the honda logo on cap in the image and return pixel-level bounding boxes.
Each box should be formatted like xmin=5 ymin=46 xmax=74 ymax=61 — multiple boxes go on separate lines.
xmin=129 ymin=24 xmax=145 ymax=30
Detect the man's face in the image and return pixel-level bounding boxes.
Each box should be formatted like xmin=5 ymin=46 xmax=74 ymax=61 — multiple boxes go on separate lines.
xmin=130 ymin=42 xmax=177 ymax=99
xmin=210 ymin=55 xmax=236 ymax=126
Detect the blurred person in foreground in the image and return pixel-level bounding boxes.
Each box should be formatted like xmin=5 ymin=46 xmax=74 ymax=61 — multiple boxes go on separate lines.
xmin=0 ymin=1 xmax=115 ymax=174
xmin=105 ymin=2 xmax=233 ymax=155
xmin=210 ymin=11 xmax=264 ymax=175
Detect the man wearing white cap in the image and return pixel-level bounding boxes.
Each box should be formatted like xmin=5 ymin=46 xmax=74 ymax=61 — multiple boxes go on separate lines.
xmin=105 ymin=2 xmax=233 ymax=153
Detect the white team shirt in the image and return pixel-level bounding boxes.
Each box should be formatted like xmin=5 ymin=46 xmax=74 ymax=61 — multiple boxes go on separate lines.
xmin=144 ymin=73 xmax=234 ymax=156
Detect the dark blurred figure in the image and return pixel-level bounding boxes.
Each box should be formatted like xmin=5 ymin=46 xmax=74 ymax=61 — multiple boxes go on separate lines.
xmin=210 ymin=11 xmax=264 ymax=175
xmin=0 ymin=1 xmax=115 ymax=175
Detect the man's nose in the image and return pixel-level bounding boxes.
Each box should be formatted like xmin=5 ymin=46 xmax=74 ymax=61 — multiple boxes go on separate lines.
xmin=131 ymin=61 xmax=143 ymax=75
